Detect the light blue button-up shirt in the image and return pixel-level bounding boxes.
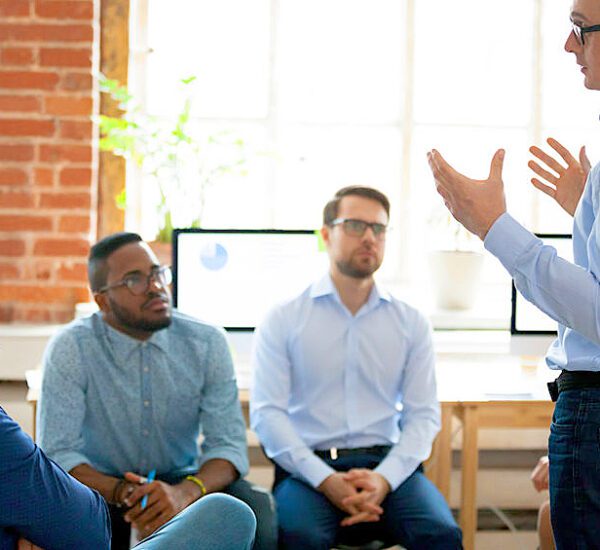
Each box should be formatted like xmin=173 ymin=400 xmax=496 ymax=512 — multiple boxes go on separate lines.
xmin=485 ymin=162 xmax=600 ymax=372
xmin=38 ymin=311 xmax=249 ymax=479
xmin=250 ymin=274 xmax=440 ymax=490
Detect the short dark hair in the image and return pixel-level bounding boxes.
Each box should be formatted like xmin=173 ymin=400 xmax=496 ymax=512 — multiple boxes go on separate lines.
xmin=323 ymin=186 xmax=390 ymax=226
xmin=88 ymin=232 xmax=142 ymax=292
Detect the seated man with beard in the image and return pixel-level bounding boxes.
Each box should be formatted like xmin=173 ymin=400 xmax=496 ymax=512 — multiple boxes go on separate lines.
xmin=38 ymin=232 xmax=276 ymax=550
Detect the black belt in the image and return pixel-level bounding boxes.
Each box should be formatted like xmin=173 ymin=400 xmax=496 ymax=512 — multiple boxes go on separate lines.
xmin=547 ymin=370 xmax=600 ymax=402
xmin=314 ymin=445 xmax=391 ymax=460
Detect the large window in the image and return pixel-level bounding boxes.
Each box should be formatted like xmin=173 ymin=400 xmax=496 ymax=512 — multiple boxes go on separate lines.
xmin=127 ymin=0 xmax=600 ymax=325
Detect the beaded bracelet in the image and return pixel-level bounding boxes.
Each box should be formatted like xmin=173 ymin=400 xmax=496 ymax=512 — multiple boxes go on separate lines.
xmin=185 ymin=475 xmax=207 ymax=496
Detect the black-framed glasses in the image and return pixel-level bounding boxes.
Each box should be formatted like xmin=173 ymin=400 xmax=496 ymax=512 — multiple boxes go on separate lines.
xmin=572 ymin=22 xmax=600 ymax=45
xmin=329 ymin=218 xmax=388 ymax=239
xmin=97 ymin=265 xmax=172 ymax=296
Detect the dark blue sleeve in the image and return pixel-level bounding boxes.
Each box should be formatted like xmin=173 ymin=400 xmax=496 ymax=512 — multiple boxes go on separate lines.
xmin=0 ymin=407 xmax=111 ymax=550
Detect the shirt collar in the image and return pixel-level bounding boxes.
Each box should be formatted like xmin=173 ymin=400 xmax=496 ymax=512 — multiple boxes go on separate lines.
xmin=94 ymin=312 xmax=170 ymax=362
xmin=309 ymin=273 xmax=392 ymax=305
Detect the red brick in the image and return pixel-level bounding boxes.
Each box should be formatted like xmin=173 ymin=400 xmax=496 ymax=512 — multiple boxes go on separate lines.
xmin=0 ymin=119 xmax=55 ymax=137
xmin=0 ymin=239 xmax=25 ymax=256
xmin=0 ymin=0 xmax=30 ymax=16
xmin=58 ymin=262 xmax=87 ymax=282
xmin=0 ymin=263 xmax=20 ymax=280
xmin=45 ymin=96 xmax=92 ymax=116
xmin=0 ymin=284 xmax=89 ymax=303
xmin=20 ymin=308 xmax=52 ymax=323
xmin=0 ymin=215 xmax=52 ymax=231
xmin=0 ymin=95 xmax=40 ymax=112
xmin=0 ymin=304 xmax=15 ymax=321
xmin=40 ymin=192 xmax=90 ymax=209
xmin=31 ymin=260 xmax=53 ymax=280
xmin=59 ymin=167 xmax=91 ymax=186
xmin=0 ymin=168 xmax=27 ymax=185
xmin=0 ymin=24 xmax=93 ymax=42
xmin=0 ymin=71 xmax=59 ymax=90
xmin=60 ymin=72 xmax=92 ymax=91
xmin=59 ymin=214 xmax=90 ymax=232
xmin=0 ymin=144 xmax=34 ymax=161
xmin=39 ymin=144 xmax=91 ymax=162
xmin=40 ymin=48 xmax=91 ymax=68
xmin=59 ymin=119 xmax=92 ymax=140
xmin=0 ymin=191 xmax=34 ymax=208
xmin=34 ymin=167 xmax=54 ymax=186
xmin=1 ymin=47 xmax=34 ymax=66
xmin=33 ymin=238 xmax=89 ymax=256
xmin=35 ymin=1 xmax=93 ymax=20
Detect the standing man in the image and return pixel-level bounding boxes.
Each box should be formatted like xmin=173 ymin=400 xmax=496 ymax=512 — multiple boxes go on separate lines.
xmin=38 ymin=232 xmax=276 ymax=550
xmin=428 ymin=1 xmax=600 ymax=547
xmin=251 ymin=186 xmax=462 ymax=549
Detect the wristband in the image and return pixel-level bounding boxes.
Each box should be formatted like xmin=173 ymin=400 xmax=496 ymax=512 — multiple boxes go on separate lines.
xmin=185 ymin=475 xmax=207 ymax=496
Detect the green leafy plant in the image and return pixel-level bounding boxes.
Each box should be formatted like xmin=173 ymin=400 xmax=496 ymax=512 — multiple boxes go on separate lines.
xmin=98 ymin=75 xmax=247 ymax=243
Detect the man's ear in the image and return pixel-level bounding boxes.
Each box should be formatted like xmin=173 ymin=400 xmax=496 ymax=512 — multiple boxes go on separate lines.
xmin=93 ymin=292 xmax=109 ymax=313
xmin=320 ymin=225 xmax=330 ymax=247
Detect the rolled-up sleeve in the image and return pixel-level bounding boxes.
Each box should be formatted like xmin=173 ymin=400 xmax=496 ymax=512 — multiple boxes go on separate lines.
xmin=198 ymin=330 xmax=249 ymax=477
xmin=38 ymin=331 xmax=91 ymax=473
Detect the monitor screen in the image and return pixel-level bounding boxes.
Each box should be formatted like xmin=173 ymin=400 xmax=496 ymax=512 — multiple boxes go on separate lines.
xmin=511 ymin=233 xmax=573 ymax=335
xmin=173 ymin=229 xmax=329 ymax=330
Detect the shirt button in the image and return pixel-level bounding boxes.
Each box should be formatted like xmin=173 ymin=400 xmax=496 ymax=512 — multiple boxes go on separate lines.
xmin=144 ymin=400 xmax=150 ymax=407
xmin=143 ymin=367 xmax=149 ymax=373
xmin=143 ymin=429 xmax=149 ymax=436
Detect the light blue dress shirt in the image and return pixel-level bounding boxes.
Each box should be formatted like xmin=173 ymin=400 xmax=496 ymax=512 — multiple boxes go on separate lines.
xmin=38 ymin=311 xmax=249 ymax=479
xmin=250 ymin=274 xmax=440 ymax=491
xmin=485 ymin=162 xmax=600 ymax=372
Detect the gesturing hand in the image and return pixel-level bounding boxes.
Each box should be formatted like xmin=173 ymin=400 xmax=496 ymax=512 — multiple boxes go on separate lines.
xmin=122 ymin=472 xmax=199 ymax=539
xmin=528 ymin=137 xmax=590 ymax=217
xmin=427 ymin=149 xmax=507 ymax=240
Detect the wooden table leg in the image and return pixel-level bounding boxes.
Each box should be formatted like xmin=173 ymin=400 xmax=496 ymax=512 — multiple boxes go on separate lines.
xmin=460 ymin=405 xmax=479 ymax=550
xmin=437 ymin=403 xmax=454 ymax=501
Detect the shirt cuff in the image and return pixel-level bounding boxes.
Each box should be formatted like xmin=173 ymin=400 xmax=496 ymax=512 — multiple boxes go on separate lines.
xmin=374 ymin=454 xmax=421 ymax=491
xmin=295 ymin=453 xmax=336 ymax=488
xmin=200 ymin=449 xmax=250 ymax=478
xmin=52 ymin=450 xmax=91 ymax=474
xmin=484 ymin=213 xmax=539 ymax=275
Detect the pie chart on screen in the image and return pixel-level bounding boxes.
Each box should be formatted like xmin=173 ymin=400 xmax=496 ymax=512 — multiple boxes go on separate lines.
xmin=199 ymin=242 xmax=228 ymax=271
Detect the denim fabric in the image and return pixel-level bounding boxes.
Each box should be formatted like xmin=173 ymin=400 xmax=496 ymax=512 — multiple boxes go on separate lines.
xmin=136 ymin=494 xmax=256 ymax=550
xmin=274 ymin=452 xmax=462 ymax=550
xmin=549 ymin=388 xmax=600 ymax=549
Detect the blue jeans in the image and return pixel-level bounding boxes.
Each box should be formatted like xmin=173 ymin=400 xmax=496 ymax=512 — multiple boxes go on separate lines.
xmin=549 ymin=388 xmax=600 ymax=550
xmin=135 ymin=493 xmax=256 ymax=550
xmin=274 ymin=453 xmax=462 ymax=550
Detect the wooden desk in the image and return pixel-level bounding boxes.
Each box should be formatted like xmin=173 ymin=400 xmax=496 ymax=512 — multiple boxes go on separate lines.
xmin=425 ymin=398 xmax=554 ymax=550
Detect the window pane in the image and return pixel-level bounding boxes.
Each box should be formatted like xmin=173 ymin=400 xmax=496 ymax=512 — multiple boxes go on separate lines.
xmin=277 ymin=0 xmax=406 ymax=123
xmin=146 ymin=0 xmax=270 ymax=118
xmin=414 ymin=0 xmax=535 ymax=126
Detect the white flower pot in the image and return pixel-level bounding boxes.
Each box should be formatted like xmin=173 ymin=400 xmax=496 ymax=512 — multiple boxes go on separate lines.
xmin=429 ymin=250 xmax=484 ymax=310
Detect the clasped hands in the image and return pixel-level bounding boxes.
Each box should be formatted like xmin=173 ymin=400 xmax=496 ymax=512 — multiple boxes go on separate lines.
xmin=318 ymin=469 xmax=391 ymax=527
xmin=117 ymin=471 xmax=201 ymax=539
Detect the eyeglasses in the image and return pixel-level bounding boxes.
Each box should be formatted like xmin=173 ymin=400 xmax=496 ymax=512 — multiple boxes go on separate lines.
xmin=571 ymin=22 xmax=600 ymax=45
xmin=97 ymin=265 xmax=172 ymax=296
xmin=329 ymin=218 xmax=388 ymax=239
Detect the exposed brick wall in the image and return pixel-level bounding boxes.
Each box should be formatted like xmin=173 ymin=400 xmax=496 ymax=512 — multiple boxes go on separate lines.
xmin=0 ymin=0 xmax=98 ymax=323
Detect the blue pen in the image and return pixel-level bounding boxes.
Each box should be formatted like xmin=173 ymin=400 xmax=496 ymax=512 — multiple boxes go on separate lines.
xmin=141 ymin=469 xmax=156 ymax=510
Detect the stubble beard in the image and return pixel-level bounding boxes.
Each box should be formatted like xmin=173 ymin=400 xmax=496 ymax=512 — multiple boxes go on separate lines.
xmin=108 ymin=294 xmax=172 ymax=333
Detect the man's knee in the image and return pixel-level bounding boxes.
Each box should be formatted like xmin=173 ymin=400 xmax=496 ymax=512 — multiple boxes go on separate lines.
xmin=192 ymin=494 xmax=257 ymax=541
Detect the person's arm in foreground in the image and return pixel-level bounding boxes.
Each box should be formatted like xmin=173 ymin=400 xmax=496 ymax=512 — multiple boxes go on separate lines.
xmin=341 ymin=313 xmax=440 ymax=526
xmin=251 ymin=308 xmax=382 ymax=524
xmin=0 ymin=407 xmax=110 ymax=549
xmin=123 ymin=329 xmax=247 ymax=538
xmin=428 ymin=147 xmax=600 ymax=345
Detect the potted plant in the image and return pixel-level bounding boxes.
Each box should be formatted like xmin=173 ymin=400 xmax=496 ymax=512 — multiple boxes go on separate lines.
xmin=427 ymin=209 xmax=484 ymax=310
xmin=97 ymin=75 xmax=247 ymax=258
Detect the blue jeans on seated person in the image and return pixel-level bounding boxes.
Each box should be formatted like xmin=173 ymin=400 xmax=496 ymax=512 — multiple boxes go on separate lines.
xmin=549 ymin=388 xmax=600 ymax=550
xmin=135 ymin=493 xmax=256 ymax=550
xmin=274 ymin=452 xmax=462 ymax=550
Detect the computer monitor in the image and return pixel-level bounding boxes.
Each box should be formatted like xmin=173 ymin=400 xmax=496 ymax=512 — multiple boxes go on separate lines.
xmin=510 ymin=233 xmax=573 ymax=357
xmin=173 ymin=228 xmax=329 ymax=329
